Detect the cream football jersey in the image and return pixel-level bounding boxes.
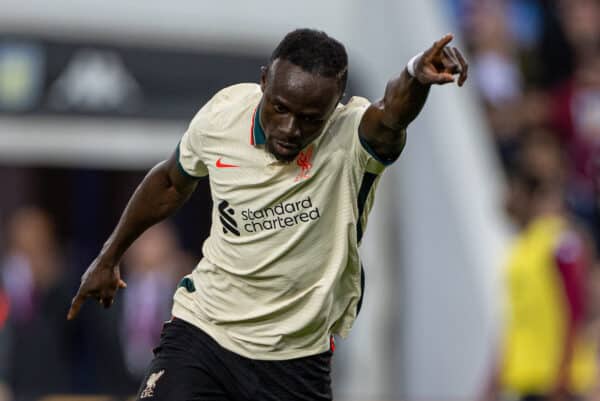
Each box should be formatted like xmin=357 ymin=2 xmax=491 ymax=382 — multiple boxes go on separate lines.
xmin=173 ymin=83 xmax=391 ymax=360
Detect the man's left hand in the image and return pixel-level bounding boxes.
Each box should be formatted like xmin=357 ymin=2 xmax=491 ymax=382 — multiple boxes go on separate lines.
xmin=412 ymin=33 xmax=468 ymax=87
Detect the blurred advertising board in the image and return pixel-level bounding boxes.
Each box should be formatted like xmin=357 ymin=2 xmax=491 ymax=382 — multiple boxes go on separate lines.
xmin=0 ymin=35 xmax=265 ymax=119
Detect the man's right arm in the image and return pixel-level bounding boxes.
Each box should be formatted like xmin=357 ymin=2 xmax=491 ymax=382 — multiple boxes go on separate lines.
xmin=67 ymin=149 xmax=200 ymax=320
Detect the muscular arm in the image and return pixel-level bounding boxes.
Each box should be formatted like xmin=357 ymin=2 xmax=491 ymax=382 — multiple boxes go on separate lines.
xmin=359 ymin=71 xmax=430 ymax=162
xmin=100 ymin=151 xmax=199 ymax=265
xmin=359 ymin=34 xmax=468 ymax=162
xmin=67 ymin=150 xmax=200 ymax=319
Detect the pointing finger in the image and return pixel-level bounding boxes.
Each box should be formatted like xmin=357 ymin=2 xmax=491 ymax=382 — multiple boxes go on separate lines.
xmin=67 ymin=294 xmax=87 ymax=320
xmin=431 ymin=33 xmax=454 ymax=54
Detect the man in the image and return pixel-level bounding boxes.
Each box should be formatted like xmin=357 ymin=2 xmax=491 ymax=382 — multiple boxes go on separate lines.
xmin=2 ymin=207 xmax=75 ymax=399
xmin=494 ymin=133 xmax=598 ymax=401
xmin=67 ymin=28 xmax=468 ymax=400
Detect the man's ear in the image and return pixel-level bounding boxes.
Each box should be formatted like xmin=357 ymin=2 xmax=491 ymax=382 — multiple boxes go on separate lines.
xmin=260 ymin=66 xmax=268 ymax=92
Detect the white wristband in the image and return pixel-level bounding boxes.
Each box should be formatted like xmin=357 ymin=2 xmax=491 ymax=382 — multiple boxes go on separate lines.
xmin=406 ymin=52 xmax=424 ymax=77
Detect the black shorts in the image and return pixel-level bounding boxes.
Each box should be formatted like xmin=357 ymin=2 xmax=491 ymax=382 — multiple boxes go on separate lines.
xmin=135 ymin=318 xmax=333 ymax=401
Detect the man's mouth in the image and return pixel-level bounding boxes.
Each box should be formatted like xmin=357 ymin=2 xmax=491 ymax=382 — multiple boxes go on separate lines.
xmin=269 ymin=139 xmax=301 ymax=162
xmin=275 ymin=139 xmax=299 ymax=150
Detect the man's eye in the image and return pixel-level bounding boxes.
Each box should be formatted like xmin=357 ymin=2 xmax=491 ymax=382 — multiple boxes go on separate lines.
xmin=302 ymin=116 xmax=320 ymax=123
xmin=273 ymin=104 xmax=286 ymax=113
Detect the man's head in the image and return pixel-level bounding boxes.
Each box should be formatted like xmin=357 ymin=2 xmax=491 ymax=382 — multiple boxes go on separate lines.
xmin=505 ymin=131 xmax=566 ymax=227
xmin=259 ymin=28 xmax=348 ymax=162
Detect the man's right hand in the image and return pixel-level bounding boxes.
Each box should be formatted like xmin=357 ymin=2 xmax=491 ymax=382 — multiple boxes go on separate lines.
xmin=67 ymin=257 xmax=127 ymax=320
xmin=66 ymin=151 xmax=198 ymax=321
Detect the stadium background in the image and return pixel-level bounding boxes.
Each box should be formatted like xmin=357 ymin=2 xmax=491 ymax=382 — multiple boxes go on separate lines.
xmin=0 ymin=0 xmax=598 ymax=400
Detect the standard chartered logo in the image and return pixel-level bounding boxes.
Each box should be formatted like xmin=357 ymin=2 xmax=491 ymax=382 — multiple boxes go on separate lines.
xmin=242 ymin=196 xmax=320 ymax=233
xmin=218 ymin=200 xmax=240 ymax=236
xmin=218 ymin=197 xmax=320 ymax=235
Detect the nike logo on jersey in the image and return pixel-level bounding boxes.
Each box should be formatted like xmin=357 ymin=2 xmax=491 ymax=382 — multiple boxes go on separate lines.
xmin=216 ymin=158 xmax=239 ymax=168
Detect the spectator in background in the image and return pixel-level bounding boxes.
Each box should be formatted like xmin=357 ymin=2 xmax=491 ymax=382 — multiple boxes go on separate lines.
xmin=0 ymin=206 xmax=75 ymax=400
xmin=491 ymin=133 xmax=598 ymax=401
xmin=80 ymin=222 xmax=192 ymax=395
xmin=461 ymin=0 xmax=525 ymax=168
xmin=0 ymin=285 xmax=11 ymax=401
xmin=455 ymin=0 xmax=600 ymax=251
xmin=120 ymin=222 xmax=189 ymax=378
xmin=550 ymin=0 xmax=600 ymax=251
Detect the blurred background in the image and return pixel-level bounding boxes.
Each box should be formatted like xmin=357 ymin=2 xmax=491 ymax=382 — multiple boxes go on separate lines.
xmin=0 ymin=0 xmax=599 ymax=400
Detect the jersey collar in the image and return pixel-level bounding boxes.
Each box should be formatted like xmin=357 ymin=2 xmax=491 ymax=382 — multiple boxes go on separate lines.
xmin=250 ymin=103 xmax=266 ymax=146
xmin=249 ymin=99 xmax=334 ymax=166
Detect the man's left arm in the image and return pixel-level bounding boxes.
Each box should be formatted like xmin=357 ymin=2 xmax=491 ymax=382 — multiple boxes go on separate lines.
xmin=552 ymin=231 xmax=590 ymax=399
xmin=358 ymin=34 xmax=468 ymax=163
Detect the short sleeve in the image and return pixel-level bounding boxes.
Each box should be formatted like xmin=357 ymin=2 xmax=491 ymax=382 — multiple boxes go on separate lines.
xmin=177 ymin=122 xmax=209 ymax=178
xmin=344 ymin=97 xmax=388 ymax=174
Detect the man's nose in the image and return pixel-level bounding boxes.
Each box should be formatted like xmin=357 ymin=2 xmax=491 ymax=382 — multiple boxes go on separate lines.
xmin=281 ymin=116 xmax=301 ymax=138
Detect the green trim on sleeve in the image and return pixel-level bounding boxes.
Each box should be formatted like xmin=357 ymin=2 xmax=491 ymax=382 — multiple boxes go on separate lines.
xmin=358 ymin=133 xmax=397 ymax=166
xmin=252 ymin=105 xmax=267 ymax=145
xmin=178 ymin=277 xmax=196 ymax=293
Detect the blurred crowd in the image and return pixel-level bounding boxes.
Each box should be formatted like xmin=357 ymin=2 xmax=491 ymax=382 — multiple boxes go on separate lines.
xmin=1 ymin=0 xmax=600 ymax=400
xmin=0 ymin=209 xmax=194 ymax=400
xmin=451 ymin=0 xmax=600 ymax=246
xmin=451 ymin=0 xmax=600 ymax=400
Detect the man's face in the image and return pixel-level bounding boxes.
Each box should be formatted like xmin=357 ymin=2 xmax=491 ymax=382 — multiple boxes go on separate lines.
xmin=504 ymin=177 xmax=531 ymax=228
xmin=260 ymin=59 xmax=342 ymax=162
